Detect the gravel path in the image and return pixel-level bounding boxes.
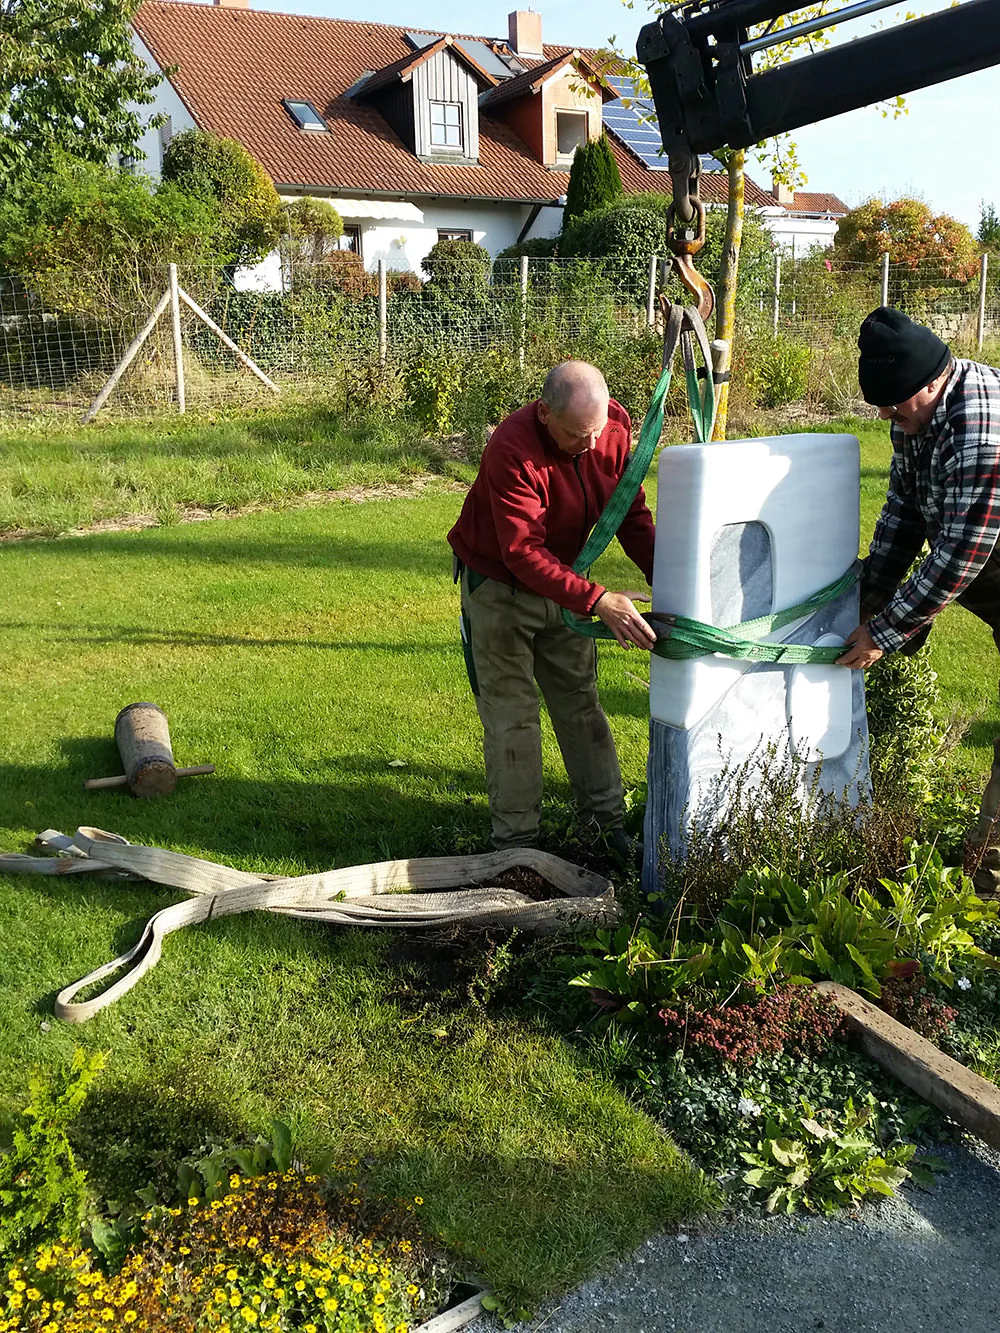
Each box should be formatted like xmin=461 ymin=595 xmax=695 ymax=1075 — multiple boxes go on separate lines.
xmin=465 ymin=1140 xmax=1000 ymax=1333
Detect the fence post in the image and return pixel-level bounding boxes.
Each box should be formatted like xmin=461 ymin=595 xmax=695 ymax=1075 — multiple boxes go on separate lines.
xmin=378 ymin=260 xmax=387 ymax=367
xmin=979 ymin=252 xmax=989 ymax=353
xmin=772 ymin=252 xmax=781 ymax=333
xmin=519 ymin=254 xmax=529 ymax=371
xmin=880 ymin=251 xmax=890 ymax=307
xmin=168 ymin=262 xmax=185 ymax=415
xmin=647 ymin=254 xmax=658 ymax=327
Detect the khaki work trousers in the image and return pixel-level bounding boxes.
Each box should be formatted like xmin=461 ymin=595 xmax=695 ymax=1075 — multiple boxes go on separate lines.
xmin=461 ymin=571 xmax=624 ymax=848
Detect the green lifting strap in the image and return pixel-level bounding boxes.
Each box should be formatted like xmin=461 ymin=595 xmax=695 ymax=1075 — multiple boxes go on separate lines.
xmin=561 ymin=304 xmax=856 ymax=665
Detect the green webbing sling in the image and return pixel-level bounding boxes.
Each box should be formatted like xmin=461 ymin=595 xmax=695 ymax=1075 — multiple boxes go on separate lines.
xmin=561 ymin=305 xmax=856 ymax=665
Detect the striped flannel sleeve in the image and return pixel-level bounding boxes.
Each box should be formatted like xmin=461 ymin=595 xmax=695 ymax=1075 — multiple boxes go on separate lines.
xmin=860 ymin=442 xmax=926 ymax=620
xmin=868 ymin=373 xmax=1000 ymax=653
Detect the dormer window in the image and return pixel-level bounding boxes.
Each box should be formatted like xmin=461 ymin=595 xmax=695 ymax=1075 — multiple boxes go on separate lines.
xmin=283 ymin=99 xmax=328 ymax=132
xmin=556 ymin=111 xmax=587 ymax=160
xmin=430 ymin=101 xmax=463 ymax=151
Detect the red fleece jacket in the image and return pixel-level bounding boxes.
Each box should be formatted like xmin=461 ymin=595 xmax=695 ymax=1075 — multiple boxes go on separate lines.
xmin=447 ymin=398 xmax=656 ymax=615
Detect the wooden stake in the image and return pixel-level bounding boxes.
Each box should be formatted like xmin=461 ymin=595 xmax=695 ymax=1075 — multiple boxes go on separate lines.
xmin=169 ymin=262 xmax=186 ymax=414
xmin=82 ymin=287 xmax=172 ymax=424
xmin=178 ymin=288 xmax=280 ymax=393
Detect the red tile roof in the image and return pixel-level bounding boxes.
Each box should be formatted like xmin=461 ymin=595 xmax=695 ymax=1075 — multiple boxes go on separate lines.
xmin=791 ymin=191 xmax=849 ymax=216
xmin=133 ymin=2 xmax=777 ymax=208
xmin=479 ymin=49 xmax=610 ymax=108
xmin=357 ymin=34 xmax=497 ymax=98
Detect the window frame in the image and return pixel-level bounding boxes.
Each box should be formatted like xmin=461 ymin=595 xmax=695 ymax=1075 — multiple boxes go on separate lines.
xmin=436 ymin=228 xmax=473 ymax=243
xmin=429 ymin=100 xmax=464 ymax=152
xmin=338 ymin=226 xmax=362 ymax=256
xmin=555 ymin=109 xmax=588 ymax=160
xmin=282 ymin=99 xmax=329 ymax=133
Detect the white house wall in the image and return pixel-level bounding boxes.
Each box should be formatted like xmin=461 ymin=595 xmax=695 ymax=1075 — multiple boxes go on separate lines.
xmin=128 ymin=30 xmax=198 ymax=178
xmin=236 ymin=197 xmax=565 ymax=289
xmin=761 ymin=211 xmax=840 ymax=252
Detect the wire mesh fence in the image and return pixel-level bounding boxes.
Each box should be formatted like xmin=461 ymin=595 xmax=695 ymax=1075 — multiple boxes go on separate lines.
xmin=1 ymin=250 xmax=998 ymax=423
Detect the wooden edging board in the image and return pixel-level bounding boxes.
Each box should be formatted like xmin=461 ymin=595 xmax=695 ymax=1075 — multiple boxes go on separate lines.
xmin=816 ymin=980 xmax=1000 ymax=1149
xmin=413 ymin=1289 xmax=487 ymax=1332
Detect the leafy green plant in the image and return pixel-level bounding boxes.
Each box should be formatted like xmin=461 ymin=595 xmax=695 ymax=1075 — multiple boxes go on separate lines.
xmin=865 ymin=647 xmax=950 ymax=800
xmin=0 ymin=1049 xmax=107 ymax=1257
xmin=162 ymin=127 xmax=281 ymax=267
xmin=741 ymin=1099 xmax=914 ymax=1214
xmin=562 ymin=133 xmax=624 ymax=229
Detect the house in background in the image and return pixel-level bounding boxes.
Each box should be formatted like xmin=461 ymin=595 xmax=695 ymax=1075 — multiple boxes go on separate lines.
xmin=763 ymin=179 xmax=850 ymax=251
xmin=129 ymin=1 xmax=837 ymax=284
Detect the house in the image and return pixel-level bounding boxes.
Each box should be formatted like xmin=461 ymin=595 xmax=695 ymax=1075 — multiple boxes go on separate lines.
xmin=763 ymin=179 xmax=850 ymax=252
xmin=128 ymin=1 xmax=824 ymax=283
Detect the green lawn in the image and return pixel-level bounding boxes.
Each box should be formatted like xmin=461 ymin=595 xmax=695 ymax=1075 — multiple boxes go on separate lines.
xmin=0 ymin=491 xmax=710 ymax=1308
xmin=1 ymin=408 xmax=998 ymax=1306
xmin=0 ymin=404 xmax=473 ymax=537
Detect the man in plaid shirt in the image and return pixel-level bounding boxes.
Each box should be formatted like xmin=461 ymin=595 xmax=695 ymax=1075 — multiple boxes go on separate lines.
xmin=838 ymin=306 xmax=1000 ymax=889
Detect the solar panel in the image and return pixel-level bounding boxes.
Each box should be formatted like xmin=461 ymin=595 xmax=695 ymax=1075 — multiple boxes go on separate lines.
xmin=456 ymin=39 xmax=517 ymax=79
xmin=604 ymin=75 xmax=723 ymax=172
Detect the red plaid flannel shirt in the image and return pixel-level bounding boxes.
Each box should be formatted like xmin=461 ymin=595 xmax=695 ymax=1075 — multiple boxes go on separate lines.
xmin=863 ymin=358 xmax=1000 ymax=653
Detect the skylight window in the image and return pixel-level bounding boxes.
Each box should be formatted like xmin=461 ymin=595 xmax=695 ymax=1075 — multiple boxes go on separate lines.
xmin=283 ymin=99 xmax=328 ymax=132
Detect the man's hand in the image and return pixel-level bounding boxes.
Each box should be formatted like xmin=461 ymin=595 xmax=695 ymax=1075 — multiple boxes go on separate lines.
xmin=836 ymin=624 xmax=884 ymax=669
xmin=593 ymin=590 xmax=657 ymax=650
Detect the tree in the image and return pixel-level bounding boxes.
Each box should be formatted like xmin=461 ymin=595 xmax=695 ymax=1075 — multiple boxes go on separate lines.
xmin=0 ymin=0 xmax=164 ymax=184
xmin=162 ymin=129 xmax=281 ymax=268
xmin=978 ymin=202 xmax=1000 ymax=251
xmin=833 ymin=197 xmax=980 ymax=297
xmin=279 ymin=198 xmax=344 ymax=265
xmin=0 ymin=155 xmax=220 ymax=316
xmin=563 ymin=133 xmax=624 ymax=229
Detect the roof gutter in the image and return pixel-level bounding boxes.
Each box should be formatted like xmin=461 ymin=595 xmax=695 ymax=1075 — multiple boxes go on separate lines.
xmin=276 ymin=184 xmax=561 ymax=207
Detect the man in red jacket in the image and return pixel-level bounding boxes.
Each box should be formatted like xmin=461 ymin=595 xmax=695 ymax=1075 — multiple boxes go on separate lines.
xmin=448 ymin=360 xmax=657 ymax=852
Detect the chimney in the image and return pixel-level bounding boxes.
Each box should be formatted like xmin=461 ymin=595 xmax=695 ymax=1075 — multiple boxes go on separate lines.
xmin=214 ymin=0 xmax=249 ymax=8
xmin=772 ymin=173 xmax=795 ymax=207
xmin=508 ymin=10 xmax=543 ymax=57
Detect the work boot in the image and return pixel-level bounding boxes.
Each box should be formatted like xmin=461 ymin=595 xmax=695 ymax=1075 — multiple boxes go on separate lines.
xmin=603 ymin=826 xmax=644 ymax=868
xmin=966 ymin=736 xmax=1000 ymax=898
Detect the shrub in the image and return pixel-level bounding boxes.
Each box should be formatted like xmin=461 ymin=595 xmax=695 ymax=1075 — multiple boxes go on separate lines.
xmin=562 ymin=134 xmax=623 ymax=229
xmin=564 ymin=206 xmax=666 ymax=261
xmin=314 ymin=250 xmax=377 ymax=299
xmin=422 ymin=238 xmax=491 ymax=292
xmin=0 ymin=1050 xmax=106 ymax=1258
xmin=865 ymin=646 xmax=948 ymax=800
xmin=758 ymin=333 xmax=811 ymax=406
xmin=658 ymin=986 xmax=844 ymax=1065
xmin=280 ymin=197 xmax=344 ymax=265
xmin=0 ymin=156 xmax=219 ymax=317
xmin=162 ymin=128 xmax=282 ymax=267
xmin=495 ymin=236 xmax=559 ymax=263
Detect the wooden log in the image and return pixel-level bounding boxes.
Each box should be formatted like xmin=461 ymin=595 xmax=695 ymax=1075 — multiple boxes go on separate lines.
xmin=816 ymin=981 xmax=1000 ymax=1150
xmin=114 ymin=702 xmax=178 ymax=798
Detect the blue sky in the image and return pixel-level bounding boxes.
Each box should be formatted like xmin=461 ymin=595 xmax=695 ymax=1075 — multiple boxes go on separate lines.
xmin=250 ymin=0 xmax=999 ymax=232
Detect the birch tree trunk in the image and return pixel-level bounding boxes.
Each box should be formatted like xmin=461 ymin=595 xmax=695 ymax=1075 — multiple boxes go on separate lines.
xmin=712 ymin=148 xmax=746 ymax=441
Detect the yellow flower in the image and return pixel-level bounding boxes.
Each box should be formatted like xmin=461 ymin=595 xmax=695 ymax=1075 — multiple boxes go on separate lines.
xmin=262 ymin=1277 xmax=276 ymax=1290
xmin=375 ymin=1293 xmax=386 ymax=1306
xmin=230 ymin=1175 xmax=241 ymax=1189
xmin=315 ymin=1287 xmax=327 ymax=1299
xmin=227 ymin=1270 xmax=238 ymax=1281
xmin=294 ymin=1281 xmax=305 ymax=1293
xmin=230 ymin=1293 xmax=242 ymax=1307
xmin=414 ymin=1196 xmax=423 ymax=1205
xmin=352 ymin=1281 xmax=364 ymax=1294
xmin=124 ymin=1314 xmax=138 ymax=1325
xmin=304 ymin=1326 xmax=318 ymax=1333
xmin=338 ymin=1275 xmax=350 ymax=1286
xmin=240 ymin=1309 xmax=258 ymax=1325
xmin=324 ymin=1299 xmax=339 ymax=1313
xmin=188 ymin=1197 xmax=200 ymax=1207
xmin=406 ymin=1286 xmax=418 ymax=1297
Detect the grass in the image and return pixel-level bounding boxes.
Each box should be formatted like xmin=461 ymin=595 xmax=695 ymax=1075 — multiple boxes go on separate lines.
xmin=1 ymin=406 xmax=998 ymax=1304
xmin=0 ymin=491 xmax=712 ymax=1309
xmin=0 ymin=403 xmax=475 ymax=537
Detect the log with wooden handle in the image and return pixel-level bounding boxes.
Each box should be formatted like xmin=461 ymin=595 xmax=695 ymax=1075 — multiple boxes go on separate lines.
xmin=84 ymin=703 xmax=213 ymax=798
xmin=84 ymin=765 xmax=215 ymax=791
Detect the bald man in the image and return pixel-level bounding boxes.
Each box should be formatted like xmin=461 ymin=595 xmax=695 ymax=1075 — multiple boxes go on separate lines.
xmin=448 ymin=360 xmax=656 ymax=855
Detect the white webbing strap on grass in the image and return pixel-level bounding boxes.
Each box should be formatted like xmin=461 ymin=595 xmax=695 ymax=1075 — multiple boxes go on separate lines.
xmin=0 ymin=827 xmax=620 ymax=1024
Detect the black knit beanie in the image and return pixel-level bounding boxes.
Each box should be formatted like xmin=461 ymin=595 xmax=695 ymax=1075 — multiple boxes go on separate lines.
xmin=857 ymin=306 xmax=950 ymax=406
